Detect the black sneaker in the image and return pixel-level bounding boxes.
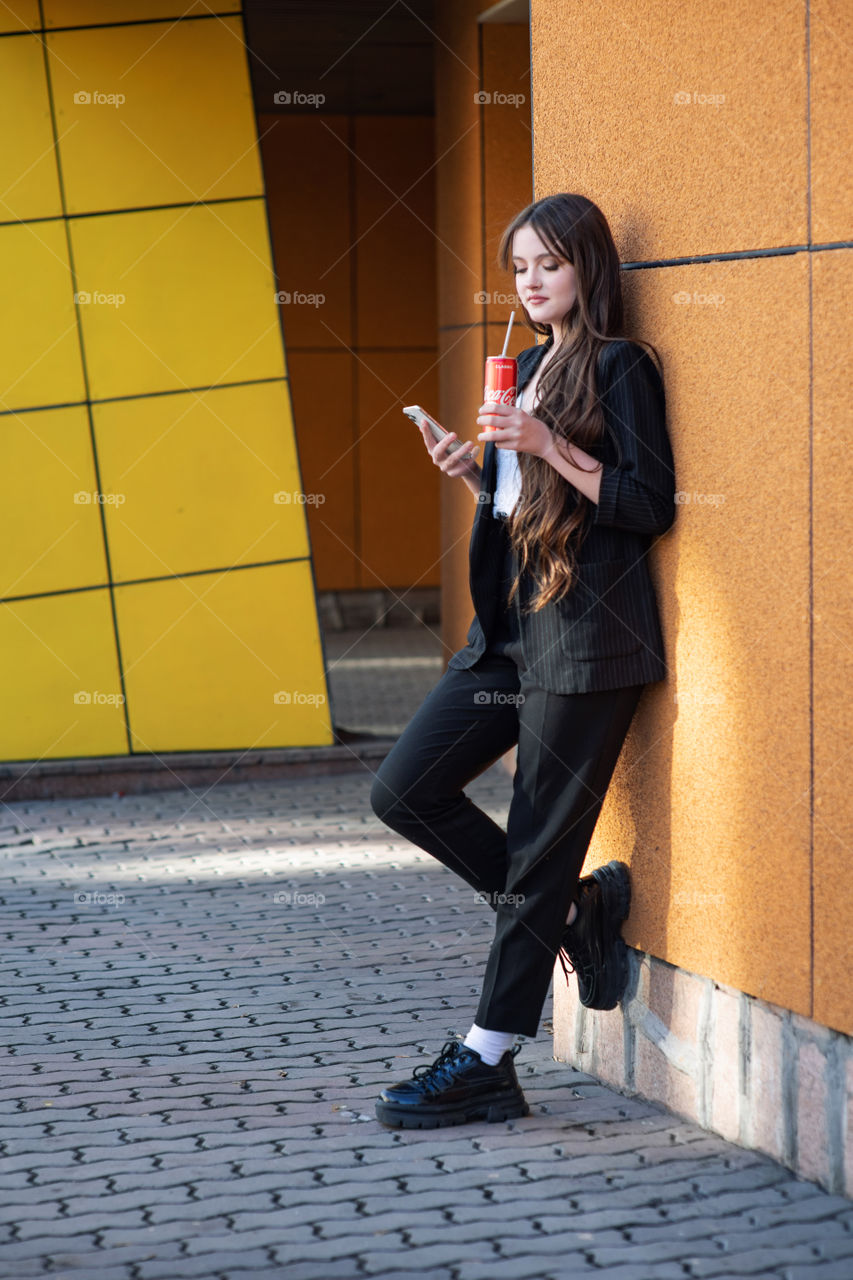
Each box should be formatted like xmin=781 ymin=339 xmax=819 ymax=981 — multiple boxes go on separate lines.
xmin=557 ymin=859 xmax=631 ymax=1010
xmin=374 ymin=1037 xmax=529 ymax=1129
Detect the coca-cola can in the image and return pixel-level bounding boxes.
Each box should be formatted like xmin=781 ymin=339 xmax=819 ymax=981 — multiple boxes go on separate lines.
xmin=483 ymin=356 xmax=517 ymax=429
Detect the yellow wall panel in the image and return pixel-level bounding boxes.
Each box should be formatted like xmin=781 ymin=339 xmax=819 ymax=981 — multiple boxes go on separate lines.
xmin=258 ymin=115 xmax=353 ymax=349
xmin=357 ymin=352 xmax=440 ymax=589
xmin=0 ymin=2 xmax=39 ymax=33
xmin=0 ymin=404 xmax=108 ymax=598
xmin=586 ymin=253 xmax=812 ymax=1017
xmin=0 ymin=35 xmax=62 ymax=221
xmin=70 ymin=200 xmax=286 ymax=399
xmin=0 ymin=589 xmax=126 ymax=761
xmin=812 ymin=247 xmax=853 ymax=1035
xmin=0 ymin=219 xmax=86 ymax=411
xmin=115 ymin=562 xmax=332 ymax=752
xmin=48 ymin=15 xmax=262 ymax=215
xmin=531 ymin=0 xmax=807 ymax=260
xmin=811 ymin=0 xmax=853 ymax=244
xmin=43 ymin=1 xmax=218 ymax=24
xmin=285 ymin=352 xmax=358 ymax=592
xmin=93 ymin=381 xmax=309 ymax=582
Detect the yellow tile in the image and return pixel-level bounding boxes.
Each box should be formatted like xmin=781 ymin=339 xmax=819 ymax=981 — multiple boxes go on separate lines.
xmin=93 ymin=381 xmax=309 ymax=582
xmin=531 ymin=0 xmax=807 ymax=258
xmin=48 ymin=15 xmax=262 ymax=215
xmin=0 ymin=404 xmax=108 ymax=598
xmin=357 ymin=352 xmax=440 ymax=590
xmin=811 ymin=0 xmax=853 ymax=244
xmin=115 ymin=562 xmax=332 ymax=751
xmin=44 ymin=1 xmax=215 ymax=23
xmin=0 ymin=219 xmax=86 ymax=412
xmin=0 ymin=35 xmax=62 ymax=221
xmin=0 ymin=1 xmax=39 ymax=32
xmin=70 ymin=200 xmax=286 ymax=399
xmin=813 ymin=247 xmax=853 ymax=1035
xmin=587 ymin=253 xmax=812 ymax=1016
xmin=0 ymin=589 xmax=126 ymax=761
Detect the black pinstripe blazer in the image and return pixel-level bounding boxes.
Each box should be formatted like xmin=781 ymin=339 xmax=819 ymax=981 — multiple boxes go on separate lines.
xmin=447 ymin=335 xmax=676 ymax=694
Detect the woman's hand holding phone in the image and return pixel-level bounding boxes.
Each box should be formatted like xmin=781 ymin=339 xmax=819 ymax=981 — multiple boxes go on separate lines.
xmin=418 ymin=421 xmax=482 ymax=490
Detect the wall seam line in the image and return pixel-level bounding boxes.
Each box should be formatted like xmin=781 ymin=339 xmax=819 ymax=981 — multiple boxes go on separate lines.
xmin=36 ymin=0 xmax=133 ymax=755
xmin=806 ymin=0 xmax=815 ymax=1023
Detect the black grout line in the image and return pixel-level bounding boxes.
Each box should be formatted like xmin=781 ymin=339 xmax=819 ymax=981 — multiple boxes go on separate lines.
xmin=36 ymin=0 xmax=133 ymax=755
xmin=0 ymin=556 xmax=314 ymax=608
xmin=0 ymin=376 xmax=288 ymax=419
xmin=243 ymin=18 xmax=336 ymax=723
xmin=0 ymin=12 xmax=242 ymax=38
xmin=0 ymin=195 xmax=265 ymax=229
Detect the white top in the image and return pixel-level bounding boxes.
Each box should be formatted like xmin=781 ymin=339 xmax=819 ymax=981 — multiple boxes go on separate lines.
xmin=492 ymin=369 xmax=545 ymax=518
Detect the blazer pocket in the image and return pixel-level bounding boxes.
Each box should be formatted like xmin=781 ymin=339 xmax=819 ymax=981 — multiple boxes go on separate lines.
xmin=552 ymin=558 xmax=646 ymax=661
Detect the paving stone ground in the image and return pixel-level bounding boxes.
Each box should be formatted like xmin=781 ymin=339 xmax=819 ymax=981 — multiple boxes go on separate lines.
xmin=1 ymin=762 xmax=851 ymax=1280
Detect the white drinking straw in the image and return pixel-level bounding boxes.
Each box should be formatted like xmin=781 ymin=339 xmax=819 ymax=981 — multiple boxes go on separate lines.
xmin=501 ymin=310 xmax=515 ymax=357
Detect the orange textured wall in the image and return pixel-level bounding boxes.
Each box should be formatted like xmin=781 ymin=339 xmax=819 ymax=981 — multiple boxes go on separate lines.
xmin=434 ymin=1 xmax=533 ymax=661
xmin=257 ymin=114 xmax=440 ymax=592
xmin=530 ymin=0 xmax=852 ymax=1032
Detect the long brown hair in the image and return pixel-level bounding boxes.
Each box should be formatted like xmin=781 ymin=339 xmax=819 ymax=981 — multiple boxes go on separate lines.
xmin=498 ymin=192 xmax=661 ymax=612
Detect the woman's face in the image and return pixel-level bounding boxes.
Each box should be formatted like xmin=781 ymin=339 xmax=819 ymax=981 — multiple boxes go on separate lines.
xmin=511 ymin=223 xmax=577 ymax=336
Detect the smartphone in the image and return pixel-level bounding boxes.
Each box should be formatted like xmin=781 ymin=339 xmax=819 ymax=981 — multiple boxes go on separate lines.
xmin=403 ymin=405 xmax=476 ymax=459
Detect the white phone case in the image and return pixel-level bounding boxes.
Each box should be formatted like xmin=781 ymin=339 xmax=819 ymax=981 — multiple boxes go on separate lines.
xmin=402 ymin=405 xmax=475 ymax=458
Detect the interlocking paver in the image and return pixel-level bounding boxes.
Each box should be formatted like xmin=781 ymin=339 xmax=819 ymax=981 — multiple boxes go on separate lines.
xmin=1 ymin=768 xmax=850 ymax=1280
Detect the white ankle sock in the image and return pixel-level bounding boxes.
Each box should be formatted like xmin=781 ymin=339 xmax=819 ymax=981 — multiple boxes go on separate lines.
xmin=463 ymin=1022 xmax=516 ymax=1066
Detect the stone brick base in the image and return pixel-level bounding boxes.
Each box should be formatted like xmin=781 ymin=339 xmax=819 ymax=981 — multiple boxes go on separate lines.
xmin=553 ymin=948 xmax=853 ymax=1197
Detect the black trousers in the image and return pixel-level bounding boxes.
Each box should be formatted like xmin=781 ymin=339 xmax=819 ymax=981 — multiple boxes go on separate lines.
xmin=370 ymin=516 xmax=644 ymax=1038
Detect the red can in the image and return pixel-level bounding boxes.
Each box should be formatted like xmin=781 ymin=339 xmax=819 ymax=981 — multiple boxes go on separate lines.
xmin=483 ymin=356 xmax=517 ymax=428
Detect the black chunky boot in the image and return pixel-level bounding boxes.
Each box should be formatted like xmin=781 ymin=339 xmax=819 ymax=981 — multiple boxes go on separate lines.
xmin=558 ymin=859 xmax=632 ymax=1010
xmin=375 ymin=1037 xmax=529 ymax=1129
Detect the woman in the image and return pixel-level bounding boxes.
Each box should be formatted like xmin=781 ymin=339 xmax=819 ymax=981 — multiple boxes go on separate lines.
xmin=370 ymin=192 xmax=676 ymax=1128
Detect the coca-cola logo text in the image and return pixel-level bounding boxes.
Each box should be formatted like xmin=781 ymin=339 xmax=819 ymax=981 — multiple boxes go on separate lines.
xmin=484 ymin=386 xmax=517 ymax=405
